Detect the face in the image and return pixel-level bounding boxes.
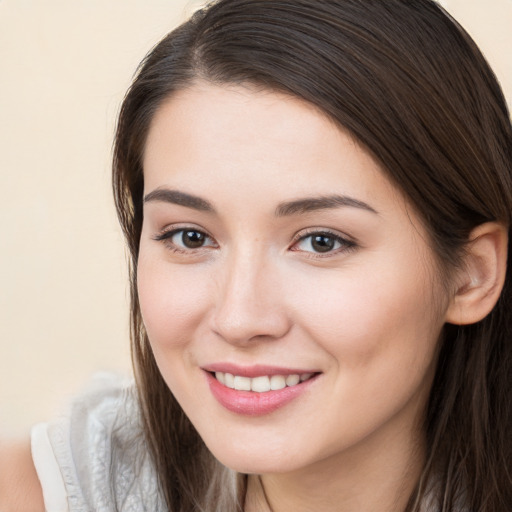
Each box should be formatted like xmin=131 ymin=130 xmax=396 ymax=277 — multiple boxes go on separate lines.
xmin=138 ymin=82 xmax=452 ymax=476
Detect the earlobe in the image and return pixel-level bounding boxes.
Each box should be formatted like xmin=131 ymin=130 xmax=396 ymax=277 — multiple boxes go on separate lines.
xmin=445 ymin=222 xmax=508 ymax=326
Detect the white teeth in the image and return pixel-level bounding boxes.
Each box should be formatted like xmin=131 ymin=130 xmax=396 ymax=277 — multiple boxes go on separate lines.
xmin=251 ymin=376 xmax=271 ymax=392
xmin=224 ymin=373 xmax=235 ymax=389
xmin=285 ymin=374 xmax=300 ymax=386
xmin=214 ymin=372 xmax=314 ymax=392
xmin=270 ymin=375 xmax=286 ymax=390
xmin=234 ymin=376 xmax=252 ymax=391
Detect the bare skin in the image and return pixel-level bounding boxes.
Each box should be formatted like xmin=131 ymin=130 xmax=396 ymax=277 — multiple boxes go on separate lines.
xmin=0 ymin=438 xmax=44 ymax=512
xmin=244 ymin=378 xmax=429 ymax=512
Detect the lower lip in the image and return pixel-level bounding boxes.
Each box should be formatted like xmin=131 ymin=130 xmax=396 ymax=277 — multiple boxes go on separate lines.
xmin=205 ymin=372 xmax=318 ymax=416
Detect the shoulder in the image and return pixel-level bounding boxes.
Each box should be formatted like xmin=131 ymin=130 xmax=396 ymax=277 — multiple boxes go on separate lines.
xmin=0 ymin=437 xmax=45 ymax=512
xmin=42 ymin=373 xmax=166 ymax=512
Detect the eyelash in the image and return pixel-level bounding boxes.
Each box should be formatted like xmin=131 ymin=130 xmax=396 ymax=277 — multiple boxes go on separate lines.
xmin=290 ymin=228 xmax=357 ymax=257
xmin=153 ymin=227 xmax=217 ymax=254
xmin=153 ymin=226 xmax=357 ymax=257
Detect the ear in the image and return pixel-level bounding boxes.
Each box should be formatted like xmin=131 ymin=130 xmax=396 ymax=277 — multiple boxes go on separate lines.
xmin=445 ymin=222 xmax=508 ymax=325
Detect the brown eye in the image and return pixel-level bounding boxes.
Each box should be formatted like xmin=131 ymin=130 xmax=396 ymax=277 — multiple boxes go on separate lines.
xmin=292 ymin=231 xmax=355 ymax=255
xmin=154 ymin=228 xmax=216 ymax=251
xmin=181 ymin=230 xmax=207 ymax=248
xmin=310 ymin=234 xmax=336 ymax=253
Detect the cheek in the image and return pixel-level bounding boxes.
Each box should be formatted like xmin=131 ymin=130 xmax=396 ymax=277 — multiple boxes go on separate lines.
xmin=294 ymin=261 xmax=444 ymax=377
xmin=136 ymin=255 xmax=211 ymax=351
xmin=296 ymin=269 xmax=444 ymax=442
xmin=136 ymin=255 xmax=214 ymax=407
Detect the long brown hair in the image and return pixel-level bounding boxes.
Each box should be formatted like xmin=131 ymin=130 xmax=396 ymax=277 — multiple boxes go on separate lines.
xmin=113 ymin=1 xmax=512 ymax=510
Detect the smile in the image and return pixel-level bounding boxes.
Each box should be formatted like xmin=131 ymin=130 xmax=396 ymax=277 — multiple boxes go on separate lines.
xmin=214 ymin=372 xmax=314 ymax=392
xmin=204 ymin=367 xmax=320 ymax=416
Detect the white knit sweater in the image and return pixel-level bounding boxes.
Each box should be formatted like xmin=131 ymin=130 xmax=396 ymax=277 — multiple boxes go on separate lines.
xmin=31 ymin=373 xmax=166 ymax=512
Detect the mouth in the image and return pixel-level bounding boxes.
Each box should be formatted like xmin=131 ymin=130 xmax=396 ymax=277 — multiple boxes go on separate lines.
xmin=212 ymin=371 xmax=315 ymax=392
xmin=203 ymin=366 xmax=320 ymax=416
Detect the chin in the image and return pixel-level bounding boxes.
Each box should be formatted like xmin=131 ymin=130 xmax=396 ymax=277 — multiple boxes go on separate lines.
xmin=203 ymin=436 xmax=308 ymax=475
xmin=214 ymin=455 xmax=299 ymax=476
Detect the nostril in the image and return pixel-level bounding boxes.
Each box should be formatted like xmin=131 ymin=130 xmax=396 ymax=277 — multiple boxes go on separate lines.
xmin=210 ymin=303 xmax=292 ymax=345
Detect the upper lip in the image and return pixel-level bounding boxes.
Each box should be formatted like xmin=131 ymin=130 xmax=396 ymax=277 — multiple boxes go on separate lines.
xmin=202 ymin=363 xmax=320 ymax=378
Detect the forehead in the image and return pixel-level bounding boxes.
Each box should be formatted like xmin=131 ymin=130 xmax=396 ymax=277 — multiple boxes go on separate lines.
xmin=143 ymin=82 xmax=400 ymax=206
xmin=144 ymin=82 xmax=344 ymax=166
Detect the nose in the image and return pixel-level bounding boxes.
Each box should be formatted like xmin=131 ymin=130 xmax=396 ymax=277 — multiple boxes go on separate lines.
xmin=210 ymin=249 xmax=292 ymax=345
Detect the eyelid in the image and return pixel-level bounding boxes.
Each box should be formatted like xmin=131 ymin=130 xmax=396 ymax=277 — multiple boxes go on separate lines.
xmin=291 ymin=227 xmax=356 ymax=243
xmin=153 ymin=222 xmax=212 ymax=238
xmin=289 ymin=227 xmax=357 ymax=255
xmin=153 ymin=224 xmax=218 ymax=252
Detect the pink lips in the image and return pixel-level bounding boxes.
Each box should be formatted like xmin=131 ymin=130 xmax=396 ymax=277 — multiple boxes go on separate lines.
xmin=203 ymin=364 xmax=319 ymax=416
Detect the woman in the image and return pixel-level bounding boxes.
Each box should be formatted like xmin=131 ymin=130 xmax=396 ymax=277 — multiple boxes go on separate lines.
xmin=1 ymin=0 xmax=511 ymax=510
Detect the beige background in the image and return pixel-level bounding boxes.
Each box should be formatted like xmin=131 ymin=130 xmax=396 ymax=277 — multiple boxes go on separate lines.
xmin=0 ymin=0 xmax=511 ymax=436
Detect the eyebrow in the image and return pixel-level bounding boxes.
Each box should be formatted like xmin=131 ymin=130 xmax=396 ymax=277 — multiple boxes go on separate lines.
xmin=275 ymin=195 xmax=378 ymax=216
xmin=144 ymin=188 xmax=214 ymax=212
xmin=143 ymin=187 xmax=378 ymax=216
